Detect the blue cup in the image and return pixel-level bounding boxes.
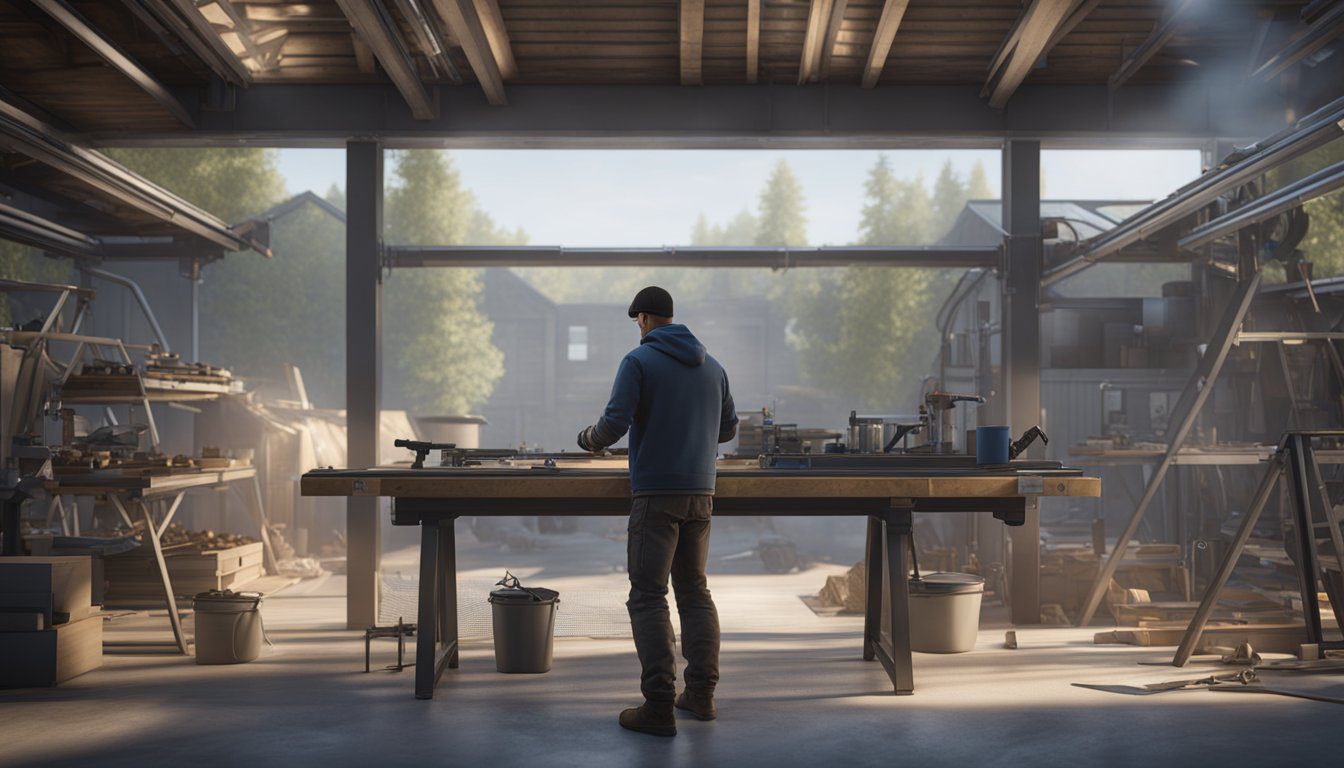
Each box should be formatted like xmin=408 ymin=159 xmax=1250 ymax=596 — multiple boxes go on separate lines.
xmin=975 ymin=425 xmax=1011 ymax=465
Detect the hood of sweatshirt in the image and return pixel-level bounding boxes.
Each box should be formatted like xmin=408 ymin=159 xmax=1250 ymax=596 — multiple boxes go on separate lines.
xmin=640 ymin=323 xmax=707 ymax=367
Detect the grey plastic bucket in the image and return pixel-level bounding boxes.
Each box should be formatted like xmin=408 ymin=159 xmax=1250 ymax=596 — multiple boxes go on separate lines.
xmin=489 ymin=584 xmax=560 ymax=673
xmin=907 ymin=572 xmax=984 ymax=653
xmin=193 ymin=590 xmax=264 ymax=665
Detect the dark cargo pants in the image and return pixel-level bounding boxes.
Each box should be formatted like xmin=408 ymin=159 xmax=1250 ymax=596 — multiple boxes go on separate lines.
xmin=626 ymin=494 xmax=721 ymax=703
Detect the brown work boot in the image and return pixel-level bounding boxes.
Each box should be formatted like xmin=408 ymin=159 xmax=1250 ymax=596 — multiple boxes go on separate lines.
xmin=619 ymin=701 xmax=676 ymax=737
xmin=675 ymin=689 xmax=717 ymax=721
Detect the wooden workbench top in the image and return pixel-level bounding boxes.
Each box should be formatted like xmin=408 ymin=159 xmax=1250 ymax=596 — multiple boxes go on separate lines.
xmin=302 ymin=466 xmax=1100 ymax=500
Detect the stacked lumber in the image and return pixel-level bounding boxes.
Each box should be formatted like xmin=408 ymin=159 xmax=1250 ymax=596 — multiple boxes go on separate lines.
xmin=0 ymin=556 xmax=102 ymax=687
xmin=105 ymin=535 xmax=264 ymax=600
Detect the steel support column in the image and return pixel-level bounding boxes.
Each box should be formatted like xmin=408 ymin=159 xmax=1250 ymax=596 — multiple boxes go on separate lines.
xmin=1003 ymin=139 xmax=1042 ymax=625
xmin=346 ymin=140 xmax=382 ymax=629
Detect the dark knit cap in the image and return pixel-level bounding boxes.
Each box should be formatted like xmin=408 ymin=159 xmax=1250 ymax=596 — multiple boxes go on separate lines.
xmin=628 ymin=286 xmax=674 ymax=318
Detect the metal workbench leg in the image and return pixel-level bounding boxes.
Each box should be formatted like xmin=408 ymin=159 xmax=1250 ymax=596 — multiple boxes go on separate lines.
xmin=1287 ymin=435 xmax=1325 ymax=645
xmin=415 ymin=518 xmax=442 ymax=699
xmin=862 ymin=515 xmax=881 ymax=661
xmin=440 ymin=517 xmax=459 ymax=669
xmin=883 ymin=507 xmax=915 ymax=695
xmin=1172 ymin=452 xmax=1282 ymax=666
xmin=139 ymin=500 xmax=187 ymax=654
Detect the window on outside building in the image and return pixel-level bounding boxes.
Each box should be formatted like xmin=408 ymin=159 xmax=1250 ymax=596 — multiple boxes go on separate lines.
xmin=567 ymin=325 xmax=588 ymax=361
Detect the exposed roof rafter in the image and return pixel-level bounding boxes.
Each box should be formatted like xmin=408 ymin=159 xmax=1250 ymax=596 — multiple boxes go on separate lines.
xmin=333 ymin=0 xmax=438 ymax=119
xmin=862 ymin=0 xmax=912 ymax=88
xmin=985 ymin=0 xmax=1077 ymax=108
xmin=474 ymin=0 xmax=518 ymax=80
xmin=680 ymin=0 xmax=705 ymax=86
xmin=746 ymin=0 xmax=761 ymax=84
xmin=31 ymin=0 xmax=195 ymax=127
xmin=430 ymin=0 xmax=507 ymax=104
xmin=799 ymin=0 xmax=836 ymax=84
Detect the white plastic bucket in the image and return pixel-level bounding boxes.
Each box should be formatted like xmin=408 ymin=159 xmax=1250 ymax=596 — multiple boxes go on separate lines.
xmin=193 ymin=591 xmax=265 ymax=665
xmin=907 ymin=572 xmax=984 ymax=653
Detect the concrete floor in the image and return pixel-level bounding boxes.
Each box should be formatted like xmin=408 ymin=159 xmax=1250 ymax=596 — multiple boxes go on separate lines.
xmin=3 ymin=555 xmax=1343 ymax=767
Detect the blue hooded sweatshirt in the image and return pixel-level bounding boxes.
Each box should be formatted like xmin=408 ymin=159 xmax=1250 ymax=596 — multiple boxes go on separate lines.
xmin=586 ymin=324 xmax=737 ymax=495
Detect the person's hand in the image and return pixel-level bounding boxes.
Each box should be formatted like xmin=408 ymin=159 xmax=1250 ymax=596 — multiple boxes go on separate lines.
xmin=577 ymin=426 xmax=599 ymax=452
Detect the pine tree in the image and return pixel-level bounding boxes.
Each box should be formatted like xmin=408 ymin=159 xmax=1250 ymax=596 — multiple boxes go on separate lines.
xmin=968 ymin=160 xmax=993 ymax=199
xmin=755 ymin=160 xmax=808 ymax=247
xmin=932 ymin=160 xmax=967 ymax=241
xmin=382 ymin=150 xmax=504 ymax=415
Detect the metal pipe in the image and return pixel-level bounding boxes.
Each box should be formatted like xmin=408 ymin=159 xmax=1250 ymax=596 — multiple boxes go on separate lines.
xmin=1043 ymin=93 xmax=1344 ymax=286
xmin=80 ymin=266 xmax=171 ymax=353
xmin=385 ymin=245 xmax=1002 ymax=269
xmin=1178 ymin=159 xmax=1344 ymax=251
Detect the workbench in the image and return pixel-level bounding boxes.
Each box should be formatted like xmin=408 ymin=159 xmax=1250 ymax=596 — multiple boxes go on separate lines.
xmin=46 ymin=465 xmax=275 ymax=653
xmin=302 ymin=463 xmax=1099 ymax=700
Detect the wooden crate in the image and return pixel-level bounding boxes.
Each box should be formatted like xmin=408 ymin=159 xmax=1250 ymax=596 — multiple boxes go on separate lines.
xmin=0 ymin=614 xmax=102 ymax=687
xmin=105 ymin=542 xmax=265 ymax=599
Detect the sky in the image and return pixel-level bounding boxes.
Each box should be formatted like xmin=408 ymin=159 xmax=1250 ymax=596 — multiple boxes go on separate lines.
xmin=274 ymin=148 xmax=1204 ymax=247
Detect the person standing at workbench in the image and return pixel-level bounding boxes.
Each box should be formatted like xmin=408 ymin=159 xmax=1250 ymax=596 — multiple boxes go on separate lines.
xmin=577 ymin=286 xmax=738 ymax=737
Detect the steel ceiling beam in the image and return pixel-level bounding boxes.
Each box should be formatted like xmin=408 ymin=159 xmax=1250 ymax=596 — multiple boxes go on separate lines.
xmin=31 ymin=0 xmax=195 ymax=127
xmin=1250 ymin=2 xmax=1344 ymax=81
xmin=431 ymin=0 xmax=506 ymax=104
xmin=861 ymin=0 xmax=911 ymax=88
xmin=79 ymin=82 xmax=1287 ymax=147
xmin=0 ymin=202 xmax=102 ymax=258
xmin=334 ymin=0 xmax=437 ymax=119
xmin=0 ymin=97 xmax=266 ymax=255
xmin=384 ymin=245 xmax=1002 ymax=269
xmin=1042 ymin=93 xmax=1344 ymax=286
xmin=1178 ymin=159 xmax=1344 ymax=251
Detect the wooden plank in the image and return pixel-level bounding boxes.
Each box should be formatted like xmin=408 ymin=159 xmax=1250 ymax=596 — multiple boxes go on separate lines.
xmin=680 ymin=0 xmax=706 ymax=85
xmin=473 ymin=0 xmax=518 ymax=79
xmin=798 ymin=0 xmax=834 ymax=84
xmin=301 ymin=470 xmax=1101 ymax=500
xmin=747 ymin=0 xmax=760 ymax=83
xmin=1109 ymin=0 xmax=1199 ymax=90
xmin=334 ymin=0 xmax=437 ymax=118
xmin=986 ymin=0 xmax=1075 ymax=108
xmin=431 ymin=0 xmax=507 ymax=104
xmin=861 ymin=0 xmax=911 ymax=88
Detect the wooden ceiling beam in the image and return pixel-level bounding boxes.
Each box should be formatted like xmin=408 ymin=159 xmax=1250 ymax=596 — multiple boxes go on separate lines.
xmin=862 ymin=0 xmax=911 ymax=88
xmin=334 ymin=0 xmax=438 ymax=118
xmin=746 ymin=0 xmax=760 ymax=83
xmin=680 ymin=0 xmax=705 ymax=85
xmin=819 ymin=0 xmax=849 ymax=80
xmin=388 ymin=0 xmax=463 ymax=83
xmin=1109 ymin=0 xmax=1201 ymax=90
xmin=985 ymin=0 xmax=1076 ymax=108
xmin=31 ymin=0 xmax=196 ymax=127
xmin=474 ymin=0 xmax=518 ymax=80
xmin=431 ymin=0 xmax=507 ymax=104
xmin=798 ymin=0 xmax=834 ymax=84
